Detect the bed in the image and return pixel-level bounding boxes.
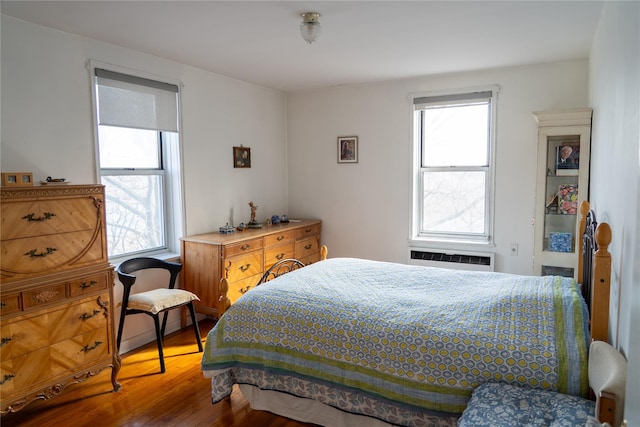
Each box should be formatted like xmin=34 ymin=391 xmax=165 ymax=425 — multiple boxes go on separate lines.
xmin=201 ymin=201 xmax=612 ymax=426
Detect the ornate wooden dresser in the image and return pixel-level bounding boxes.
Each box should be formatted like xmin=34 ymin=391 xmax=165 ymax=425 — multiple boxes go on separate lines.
xmin=0 ymin=184 xmax=120 ymax=415
xmin=180 ymin=219 xmax=321 ymax=319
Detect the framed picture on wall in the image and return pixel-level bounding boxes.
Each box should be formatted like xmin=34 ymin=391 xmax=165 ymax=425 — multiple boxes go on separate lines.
xmin=337 ymin=136 xmax=358 ymax=164
xmin=233 ymin=146 xmax=251 ymax=168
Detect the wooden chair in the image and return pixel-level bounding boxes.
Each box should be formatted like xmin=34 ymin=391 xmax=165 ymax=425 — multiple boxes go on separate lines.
xmin=256 ymin=259 xmax=305 ymax=286
xmin=116 ymin=257 xmax=203 ymax=373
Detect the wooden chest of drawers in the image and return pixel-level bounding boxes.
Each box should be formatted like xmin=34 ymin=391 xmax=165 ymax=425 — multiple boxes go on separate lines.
xmin=0 ymin=185 xmax=121 ymax=415
xmin=180 ymin=220 xmax=321 ymax=318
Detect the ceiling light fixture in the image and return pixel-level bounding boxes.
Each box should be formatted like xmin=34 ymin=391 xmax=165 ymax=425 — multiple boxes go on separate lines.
xmin=300 ymin=12 xmax=321 ymax=44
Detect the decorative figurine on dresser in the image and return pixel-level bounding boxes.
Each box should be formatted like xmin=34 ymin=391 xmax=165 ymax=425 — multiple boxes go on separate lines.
xmin=0 ymin=184 xmax=121 ymax=416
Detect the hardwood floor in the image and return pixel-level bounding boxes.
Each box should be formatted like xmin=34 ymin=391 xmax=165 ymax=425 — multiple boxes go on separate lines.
xmin=2 ymin=319 xmax=317 ymax=426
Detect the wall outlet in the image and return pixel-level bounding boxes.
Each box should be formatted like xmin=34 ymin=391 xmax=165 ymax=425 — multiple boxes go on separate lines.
xmin=510 ymin=244 xmax=518 ymax=256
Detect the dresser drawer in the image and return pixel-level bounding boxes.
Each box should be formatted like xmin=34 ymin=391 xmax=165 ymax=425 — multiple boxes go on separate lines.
xmin=224 ymin=238 xmax=263 ymax=258
xmin=1 ymin=197 xmax=101 ymax=241
xmin=1 ymin=346 xmax=50 ymax=398
xmin=224 ymin=252 xmax=263 ymax=283
xmin=264 ymin=230 xmax=295 ymax=247
xmin=51 ymin=327 xmax=110 ymax=377
xmin=295 ymin=236 xmax=321 ymax=260
xmin=0 ymin=293 xmax=21 ymax=316
xmin=22 ymin=283 xmax=67 ymax=310
xmin=264 ymin=243 xmax=295 ymax=269
xmin=68 ymin=272 xmax=109 ymax=297
xmin=0 ymin=311 xmax=49 ymax=361
xmin=48 ymin=294 xmax=109 ymax=343
xmin=295 ymin=224 xmax=321 ymax=240
xmin=226 ymin=274 xmax=262 ymax=306
xmin=1 ymin=229 xmax=106 ymax=280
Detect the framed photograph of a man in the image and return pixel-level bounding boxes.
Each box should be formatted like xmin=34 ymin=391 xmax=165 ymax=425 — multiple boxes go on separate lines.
xmin=556 ymin=144 xmax=579 ymax=176
xmin=337 ymin=136 xmax=358 ymax=164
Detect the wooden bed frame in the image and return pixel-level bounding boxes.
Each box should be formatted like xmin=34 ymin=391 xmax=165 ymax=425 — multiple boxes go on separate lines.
xmin=577 ymin=200 xmax=612 ymax=343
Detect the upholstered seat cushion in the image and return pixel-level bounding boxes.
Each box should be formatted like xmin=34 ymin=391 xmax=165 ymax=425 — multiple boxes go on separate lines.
xmin=128 ymin=289 xmax=200 ymax=314
xmin=458 ymin=382 xmax=595 ymax=427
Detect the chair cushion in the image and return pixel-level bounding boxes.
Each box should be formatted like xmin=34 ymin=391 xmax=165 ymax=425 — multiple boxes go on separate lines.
xmin=458 ymin=382 xmax=595 ymax=427
xmin=128 ymin=289 xmax=199 ymax=314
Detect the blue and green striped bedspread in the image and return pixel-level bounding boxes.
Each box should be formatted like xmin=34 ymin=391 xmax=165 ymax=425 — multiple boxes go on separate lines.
xmin=202 ymin=258 xmax=589 ymax=420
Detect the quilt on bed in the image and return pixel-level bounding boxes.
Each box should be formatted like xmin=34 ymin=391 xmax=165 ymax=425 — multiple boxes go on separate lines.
xmin=202 ymin=257 xmax=589 ymax=422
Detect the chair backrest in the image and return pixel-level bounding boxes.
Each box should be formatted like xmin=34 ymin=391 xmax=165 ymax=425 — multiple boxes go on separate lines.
xmin=256 ymin=259 xmax=305 ymax=285
xmin=589 ymin=340 xmax=627 ymax=427
xmin=116 ymin=257 xmax=182 ymax=301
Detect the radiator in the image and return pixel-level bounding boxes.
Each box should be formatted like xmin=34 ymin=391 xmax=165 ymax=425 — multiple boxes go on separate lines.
xmin=408 ymin=248 xmax=494 ymax=272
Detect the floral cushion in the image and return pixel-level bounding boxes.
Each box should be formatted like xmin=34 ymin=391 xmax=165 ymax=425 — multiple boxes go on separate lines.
xmin=458 ymin=382 xmax=595 ymax=427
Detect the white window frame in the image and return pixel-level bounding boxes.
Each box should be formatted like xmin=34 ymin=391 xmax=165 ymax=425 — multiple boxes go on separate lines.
xmin=90 ymin=62 xmax=185 ymax=262
xmin=409 ymin=86 xmax=498 ymax=249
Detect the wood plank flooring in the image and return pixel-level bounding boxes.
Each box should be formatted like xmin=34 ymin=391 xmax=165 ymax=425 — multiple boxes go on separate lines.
xmin=2 ymin=319 xmax=317 ymax=426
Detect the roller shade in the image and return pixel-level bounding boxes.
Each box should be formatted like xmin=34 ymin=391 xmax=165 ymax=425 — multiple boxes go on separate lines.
xmin=414 ymin=91 xmax=492 ymax=109
xmin=95 ymin=68 xmax=178 ymax=132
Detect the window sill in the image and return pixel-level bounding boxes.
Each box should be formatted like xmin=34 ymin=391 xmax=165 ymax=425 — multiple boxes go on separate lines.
xmin=408 ymin=238 xmax=496 ymax=255
xmin=109 ymin=251 xmax=181 ymax=268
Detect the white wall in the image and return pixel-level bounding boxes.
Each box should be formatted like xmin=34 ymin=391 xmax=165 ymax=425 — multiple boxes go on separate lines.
xmin=589 ymin=1 xmax=640 ymax=423
xmin=1 ymin=16 xmax=289 ymax=353
xmin=287 ymin=61 xmax=589 ymax=274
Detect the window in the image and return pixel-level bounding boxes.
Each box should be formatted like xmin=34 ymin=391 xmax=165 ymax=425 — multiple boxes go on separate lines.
xmin=93 ymin=68 xmax=183 ymax=259
xmin=411 ymin=89 xmax=496 ymax=243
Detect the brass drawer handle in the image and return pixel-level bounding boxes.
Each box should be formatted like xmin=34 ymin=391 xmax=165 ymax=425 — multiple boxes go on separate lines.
xmin=0 ymin=302 xmax=6 ymax=308
xmin=305 ymin=228 xmax=312 ymax=233
xmin=304 ymin=244 xmax=312 ymax=250
xmin=81 ymin=341 xmax=103 ymax=352
xmin=276 ymin=253 xmax=285 ymax=260
xmin=22 ymin=212 xmax=56 ymax=222
xmin=24 ymin=247 xmax=57 ymax=258
xmin=241 ymin=244 xmax=250 ymax=251
xmin=80 ymin=280 xmax=98 ymax=289
xmin=277 ymin=235 xmax=285 ymax=241
xmin=0 ymin=374 xmax=15 ymax=385
xmin=1 ymin=337 xmax=12 ymax=346
xmin=239 ymin=264 xmax=251 ymax=273
xmin=239 ymin=286 xmax=252 ymax=294
xmin=79 ymin=310 xmax=101 ymax=320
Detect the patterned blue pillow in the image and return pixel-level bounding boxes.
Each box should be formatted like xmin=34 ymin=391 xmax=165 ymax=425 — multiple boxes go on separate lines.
xmin=458 ymin=383 xmax=595 ymax=427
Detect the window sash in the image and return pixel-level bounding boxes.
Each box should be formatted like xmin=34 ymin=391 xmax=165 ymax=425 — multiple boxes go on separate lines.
xmin=418 ymin=168 xmax=489 ymax=239
xmin=100 ymin=170 xmax=167 ymax=257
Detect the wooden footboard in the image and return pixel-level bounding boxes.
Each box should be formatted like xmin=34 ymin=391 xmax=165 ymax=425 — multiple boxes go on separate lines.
xmin=577 ymin=201 xmax=612 ymax=343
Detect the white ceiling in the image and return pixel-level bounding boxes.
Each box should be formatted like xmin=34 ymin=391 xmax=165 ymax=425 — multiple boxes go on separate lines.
xmin=1 ymin=1 xmax=605 ymax=92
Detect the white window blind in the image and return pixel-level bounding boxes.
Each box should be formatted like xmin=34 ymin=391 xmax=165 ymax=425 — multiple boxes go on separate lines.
xmin=95 ymin=68 xmax=178 ymax=132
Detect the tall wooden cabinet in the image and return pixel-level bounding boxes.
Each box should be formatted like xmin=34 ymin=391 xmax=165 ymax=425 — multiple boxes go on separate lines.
xmin=533 ymin=108 xmax=592 ymax=278
xmin=180 ymin=220 xmax=321 ymax=319
xmin=0 ymin=185 xmax=121 ymax=415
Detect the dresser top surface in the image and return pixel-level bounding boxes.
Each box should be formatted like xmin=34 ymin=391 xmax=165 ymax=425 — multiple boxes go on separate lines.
xmin=181 ymin=219 xmax=321 ymax=245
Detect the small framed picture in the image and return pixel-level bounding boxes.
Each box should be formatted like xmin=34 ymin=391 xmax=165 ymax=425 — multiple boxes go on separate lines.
xmin=556 ymin=144 xmax=579 ymax=176
xmin=233 ymin=146 xmax=251 ymax=168
xmin=2 ymin=172 xmax=33 ymax=186
xmin=337 ymin=136 xmax=358 ymax=163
